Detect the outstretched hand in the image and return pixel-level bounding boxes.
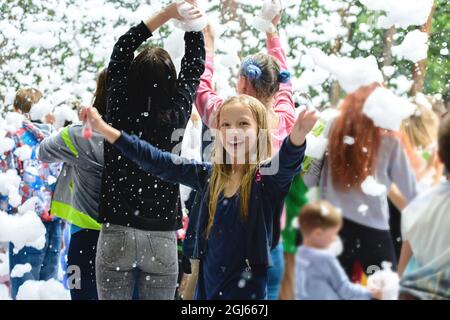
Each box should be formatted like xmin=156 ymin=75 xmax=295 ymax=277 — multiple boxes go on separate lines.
xmin=271 ymin=0 xmax=283 ymax=27
xmin=146 ymin=1 xmax=203 ymax=33
xmin=80 ymin=106 xmax=103 ymax=132
xmin=289 ymin=109 xmax=319 ymax=147
xmin=264 ymin=0 xmax=283 ymax=37
xmin=171 ymin=1 xmax=203 ymax=21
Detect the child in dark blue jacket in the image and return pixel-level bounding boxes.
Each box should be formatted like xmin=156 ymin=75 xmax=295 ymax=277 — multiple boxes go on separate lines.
xmin=82 ymin=94 xmax=318 ymax=300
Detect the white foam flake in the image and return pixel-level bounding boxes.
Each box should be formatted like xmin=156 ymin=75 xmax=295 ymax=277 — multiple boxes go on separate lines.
xmin=367 ymin=262 xmax=400 ymax=300
xmin=53 ymin=104 xmax=79 ymax=129
xmin=414 ymin=92 xmax=432 ymax=110
xmin=359 ymin=0 xmax=434 ymax=29
xmin=0 ymin=209 xmax=47 ymax=252
xmin=361 ymin=176 xmax=387 ymax=197
xmin=4 ymin=112 xmax=25 ymax=132
xmin=0 ymin=136 xmax=15 ymax=154
xmin=363 ymin=87 xmax=416 ymax=131
xmin=343 ymin=136 xmax=355 ymax=145
xmin=392 ymin=30 xmax=429 ymax=63
xmin=309 ymin=48 xmax=383 ymax=93
xmin=29 ymin=99 xmax=54 ymax=121
xmin=10 ymin=263 xmax=32 ymax=278
xmin=16 ymin=279 xmax=70 ymax=300
xmin=327 ymin=237 xmax=343 ymax=257
xmin=305 ymin=134 xmax=328 ymax=159
xmin=251 ymin=0 xmax=282 ymax=33
xmin=13 ymin=145 xmax=33 ymax=161
xmin=357 ymin=204 xmax=369 ymax=216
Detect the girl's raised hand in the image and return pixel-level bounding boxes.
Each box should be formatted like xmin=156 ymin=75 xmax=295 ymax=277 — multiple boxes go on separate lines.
xmin=166 ymin=1 xmax=203 ymax=21
xmin=145 ymin=2 xmax=201 ymax=33
xmin=80 ymin=106 xmax=104 ymax=133
xmin=203 ymin=24 xmax=215 ymax=55
xmin=289 ymin=109 xmax=319 ymax=147
xmin=271 ymin=0 xmax=283 ymax=28
xmin=80 ymin=106 xmax=121 ymax=144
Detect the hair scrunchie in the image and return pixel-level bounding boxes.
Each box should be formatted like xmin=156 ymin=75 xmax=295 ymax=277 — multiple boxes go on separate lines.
xmin=278 ymin=70 xmax=291 ymax=83
xmin=241 ymin=58 xmax=262 ymax=81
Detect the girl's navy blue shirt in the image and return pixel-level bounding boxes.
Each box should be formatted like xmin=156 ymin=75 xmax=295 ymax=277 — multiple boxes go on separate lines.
xmin=113 ymin=132 xmax=306 ymax=274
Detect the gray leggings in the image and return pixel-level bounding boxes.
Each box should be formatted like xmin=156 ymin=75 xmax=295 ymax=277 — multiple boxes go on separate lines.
xmin=96 ymin=224 xmax=178 ymax=300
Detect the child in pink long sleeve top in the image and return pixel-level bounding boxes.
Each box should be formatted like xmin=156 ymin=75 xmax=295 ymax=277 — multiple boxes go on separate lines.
xmin=194 ymin=12 xmax=297 ymax=301
xmin=195 ymin=21 xmax=296 ymax=153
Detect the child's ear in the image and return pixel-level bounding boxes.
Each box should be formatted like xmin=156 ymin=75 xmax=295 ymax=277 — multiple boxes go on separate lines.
xmin=312 ymin=228 xmax=323 ymax=238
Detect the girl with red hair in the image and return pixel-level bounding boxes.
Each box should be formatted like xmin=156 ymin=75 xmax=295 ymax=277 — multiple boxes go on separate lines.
xmin=303 ymin=83 xmax=418 ymax=280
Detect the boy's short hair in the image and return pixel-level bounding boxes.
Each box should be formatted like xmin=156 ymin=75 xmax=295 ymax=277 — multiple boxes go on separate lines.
xmin=299 ymin=200 xmax=343 ymax=235
xmin=438 ymin=112 xmax=450 ymax=172
xmin=13 ymin=88 xmax=43 ymax=114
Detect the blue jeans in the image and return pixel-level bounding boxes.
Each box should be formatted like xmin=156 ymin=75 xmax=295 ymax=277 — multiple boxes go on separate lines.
xmin=267 ymin=242 xmax=285 ymax=300
xmin=96 ymin=224 xmax=178 ymax=300
xmin=9 ymin=219 xmax=63 ymax=299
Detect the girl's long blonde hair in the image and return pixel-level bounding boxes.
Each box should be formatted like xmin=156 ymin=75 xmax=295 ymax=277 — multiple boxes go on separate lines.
xmin=401 ymin=104 xmax=439 ymax=150
xmin=207 ymin=95 xmax=272 ymax=235
xmin=400 ymin=104 xmax=441 ymax=182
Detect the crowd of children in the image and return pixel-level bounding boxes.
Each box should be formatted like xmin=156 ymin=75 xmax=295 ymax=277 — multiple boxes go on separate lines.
xmin=0 ymin=0 xmax=449 ymax=300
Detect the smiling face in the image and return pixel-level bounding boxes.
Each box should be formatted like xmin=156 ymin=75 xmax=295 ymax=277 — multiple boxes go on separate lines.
xmin=217 ymin=102 xmax=258 ymax=164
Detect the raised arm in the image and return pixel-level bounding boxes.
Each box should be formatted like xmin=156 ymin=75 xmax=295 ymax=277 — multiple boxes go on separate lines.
xmin=106 ymin=3 xmax=199 ymax=124
xmin=113 ymin=132 xmax=210 ymax=191
xmin=172 ymin=29 xmax=206 ymax=128
xmin=266 ymin=14 xmax=296 ymax=132
xmin=264 ymin=109 xmax=318 ymax=193
xmin=194 ymin=25 xmax=224 ymax=128
xmin=105 ymin=21 xmax=151 ymax=125
xmin=108 ymin=3 xmax=191 ymax=80
xmin=81 ymin=107 xmax=210 ymax=191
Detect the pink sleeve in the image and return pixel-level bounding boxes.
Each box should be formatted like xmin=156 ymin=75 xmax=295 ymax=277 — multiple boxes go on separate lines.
xmin=194 ymin=55 xmax=224 ymax=129
xmin=266 ymin=35 xmax=296 ymax=138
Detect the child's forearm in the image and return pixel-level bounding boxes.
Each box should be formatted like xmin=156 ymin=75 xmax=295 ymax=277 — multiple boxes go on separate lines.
xmin=289 ymin=133 xmax=306 ymax=147
xmin=144 ymin=7 xmax=172 ymax=33
xmin=98 ymin=122 xmax=121 ymax=144
xmin=388 ymin=184 xmax=407 ymax=211
xmin=398 ymin=241 xmax=413 ymax=277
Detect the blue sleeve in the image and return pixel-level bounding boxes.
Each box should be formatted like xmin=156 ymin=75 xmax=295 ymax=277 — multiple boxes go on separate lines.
xmin=113 ymin=132 xmax=211 ymax=192
xmin=262 ymin=137 xmax=307 ymax=194
xmin=327 ymin=256 xmax=372 ymax=300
